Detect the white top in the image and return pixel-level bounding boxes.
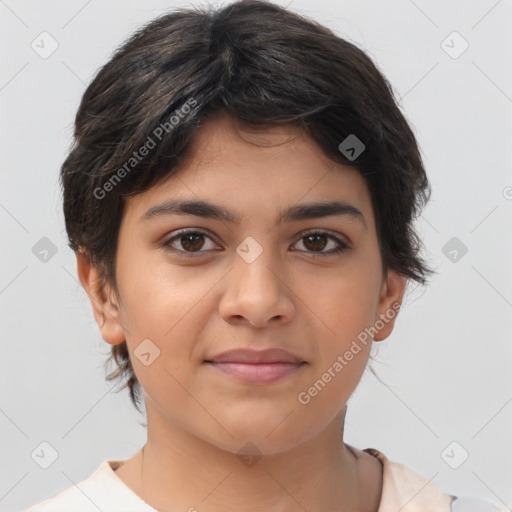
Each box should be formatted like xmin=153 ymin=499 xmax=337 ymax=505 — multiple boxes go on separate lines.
xmin=24 ymin=448 xmax=510 ymax=512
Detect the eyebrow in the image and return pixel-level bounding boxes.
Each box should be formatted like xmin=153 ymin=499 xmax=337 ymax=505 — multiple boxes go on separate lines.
xmin=140 ymin=199 xmax=367 ymax=229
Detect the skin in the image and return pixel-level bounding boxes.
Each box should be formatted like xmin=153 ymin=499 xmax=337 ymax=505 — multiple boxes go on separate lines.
xmin=77 ymin=111 xmax=406 ymax=512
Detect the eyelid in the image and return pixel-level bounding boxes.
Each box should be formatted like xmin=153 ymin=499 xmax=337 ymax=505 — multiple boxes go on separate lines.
xmin=292 ymin=229 xmax=350 ymax=257
xmin=162 ymin=227 xmax=351 ymax=257
xmin=162 ymin=227 xmax=219 ymax=253
xmin=301 ymin=228 xmax=351 ymax=245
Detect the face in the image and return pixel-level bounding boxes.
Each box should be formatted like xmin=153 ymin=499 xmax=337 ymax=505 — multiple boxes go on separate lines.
xmin=79 ymin=112 xmax=405 ymax=456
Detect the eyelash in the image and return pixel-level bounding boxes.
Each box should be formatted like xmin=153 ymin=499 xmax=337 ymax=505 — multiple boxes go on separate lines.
xmin=162 ymin=228 xmax=349 ymax=259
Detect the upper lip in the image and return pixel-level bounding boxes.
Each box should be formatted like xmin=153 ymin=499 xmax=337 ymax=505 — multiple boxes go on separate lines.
xmin=205 ymin=348 xmax=305 ymax=364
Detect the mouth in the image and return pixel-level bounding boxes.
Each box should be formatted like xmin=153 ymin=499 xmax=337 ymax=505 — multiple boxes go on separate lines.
xmin=203 ymin=347 xmax=307 ymax=384
xmin=205 ymin=347 xmax=306 ymax=364
xmin=203 ymin=360 xmax=307 ymax=384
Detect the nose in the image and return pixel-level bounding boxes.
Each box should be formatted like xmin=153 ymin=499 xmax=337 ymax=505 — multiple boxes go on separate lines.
xmin=218 ymin=245 xmax=295 ymax=328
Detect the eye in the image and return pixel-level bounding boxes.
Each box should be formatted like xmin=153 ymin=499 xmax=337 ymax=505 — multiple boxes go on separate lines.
xmin=162 ymin=228 xmax=349 ymax=259
xmin=162 ymin=229 xmax=219 ymax=258
xmin=291 ymin=230 xmax=349 ymax=257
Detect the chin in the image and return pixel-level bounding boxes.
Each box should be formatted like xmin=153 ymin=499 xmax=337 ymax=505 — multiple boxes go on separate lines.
xmin=201 ymin=420 xmax=319 ymax=458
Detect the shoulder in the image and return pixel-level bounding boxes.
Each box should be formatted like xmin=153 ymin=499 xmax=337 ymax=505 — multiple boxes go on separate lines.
xmin=23 ymin=461 xmax=112 ymax=512
xmin=23 ymin=460 xmax=156 ymax=512
xmin=361 ymin=447 xmax=510 ymax=512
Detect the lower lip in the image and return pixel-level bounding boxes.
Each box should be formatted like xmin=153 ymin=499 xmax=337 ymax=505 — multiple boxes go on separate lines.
xmin=205 ymin=361 xmax=306 ymax=384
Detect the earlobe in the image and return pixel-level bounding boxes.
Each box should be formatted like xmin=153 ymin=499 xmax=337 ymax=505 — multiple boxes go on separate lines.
xmin=76 ymin=251 xmax=126 ymax=346
xmin=373 ymin=271 xmax=407 ymax=342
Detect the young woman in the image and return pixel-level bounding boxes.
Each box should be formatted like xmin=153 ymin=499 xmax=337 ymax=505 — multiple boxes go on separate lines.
xmin=25 ymin=1 xmax=509 ymax=511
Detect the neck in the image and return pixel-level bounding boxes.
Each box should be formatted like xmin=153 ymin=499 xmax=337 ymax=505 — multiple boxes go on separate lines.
xmin=126 ymin=404 xmax=372 ymax=512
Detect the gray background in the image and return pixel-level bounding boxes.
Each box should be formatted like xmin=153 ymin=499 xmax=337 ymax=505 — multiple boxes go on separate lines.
xmin=1 ymin=0 xmax=511 ymax=511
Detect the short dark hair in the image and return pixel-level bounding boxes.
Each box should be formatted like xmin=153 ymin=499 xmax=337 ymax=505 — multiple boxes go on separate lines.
xmin=61 ymin=0 xmax=433 ymax=414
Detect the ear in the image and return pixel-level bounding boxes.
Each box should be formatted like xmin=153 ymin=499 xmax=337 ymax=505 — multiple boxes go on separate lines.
xmin=373 ymin=270 xmax=407 ymax=342
xmin=76 ymin=251 xmax=126 ymax=346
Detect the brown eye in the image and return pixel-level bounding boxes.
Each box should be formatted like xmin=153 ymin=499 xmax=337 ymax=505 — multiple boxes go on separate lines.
xmin=163 ymin=229 xmax=218 ymax=257
xmin=180 ymin=233 xmax=205 ymax=252
xmin=293 ymin=230 xmax=349 ymax=257
xmin=302 ymin=234 xmax=328 ymax=252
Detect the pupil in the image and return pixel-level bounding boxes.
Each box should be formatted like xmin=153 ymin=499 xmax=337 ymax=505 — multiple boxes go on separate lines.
xmin=179 ymin=234 xmax=328 ymax=253
xmin=182 ymin=234 xmax=204 ymax=251
xmin=304 ymin=234 xmax=326 ymax=251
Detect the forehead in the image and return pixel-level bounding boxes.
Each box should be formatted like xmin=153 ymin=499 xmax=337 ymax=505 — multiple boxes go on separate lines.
xmin=123 ymin=113 xmax=374 ymax=229
xmin=177 ymin=112 xmax=341 ymax=180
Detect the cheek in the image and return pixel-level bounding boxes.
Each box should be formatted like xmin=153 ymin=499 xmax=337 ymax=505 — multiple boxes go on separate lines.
xmin=114 ymin=259 xmax=200 ymax=383
xmin=297 ymin=260 xmax=381 ymax=386
xmin=117 ymin=249 xmax=206 ymax=332
xmin=116 ymin=257 xmax=228 ymax=381
xmin=303 ymin=265 xmax=381 ymax=341
xmin=297 ymin=284 xmax=375 ymax=418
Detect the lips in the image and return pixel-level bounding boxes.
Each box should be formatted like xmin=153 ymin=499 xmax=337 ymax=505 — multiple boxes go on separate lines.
xmin=205 ymin=348 xmax=305 ymax=364
xmin=204 ymin=348 xmax=307 ymax=384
